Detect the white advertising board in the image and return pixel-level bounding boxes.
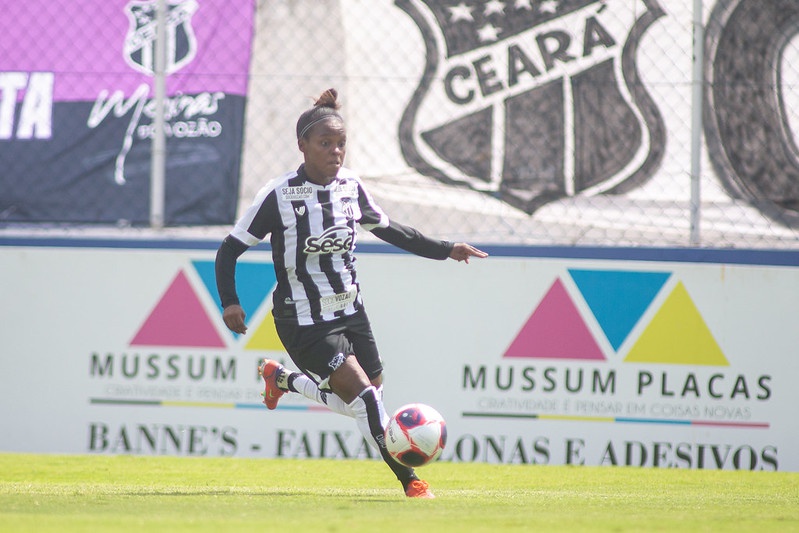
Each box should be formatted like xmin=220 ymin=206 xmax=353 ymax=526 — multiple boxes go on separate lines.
xmin=1 ymin=241 xmax=797 ymax=471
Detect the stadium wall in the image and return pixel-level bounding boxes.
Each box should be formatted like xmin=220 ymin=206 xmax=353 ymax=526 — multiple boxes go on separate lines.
xmin=1 ymin=239 xmax=797 ymax=472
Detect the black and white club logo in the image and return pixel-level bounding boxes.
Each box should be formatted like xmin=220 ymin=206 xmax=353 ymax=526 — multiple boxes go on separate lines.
xmin=396 ymin=0 xmax=666 ymax=214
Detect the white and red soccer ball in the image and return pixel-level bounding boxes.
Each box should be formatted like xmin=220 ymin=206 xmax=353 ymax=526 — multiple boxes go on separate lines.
xmin=385 ymin=403 xmax=447 ymax=467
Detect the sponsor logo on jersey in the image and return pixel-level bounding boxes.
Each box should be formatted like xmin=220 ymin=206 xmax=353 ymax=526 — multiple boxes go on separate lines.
xmin=281 ymin=186 xmax=315 ymax=201
xmin=396 ymin=0 xmax=665 ymax=214
xmin=319 ymin=287 xmax=358 ymax=313
xmin=333 ymin=181 xmax=358 ymax=199
xmin=304 ymin=225 xmax=355 ymax=255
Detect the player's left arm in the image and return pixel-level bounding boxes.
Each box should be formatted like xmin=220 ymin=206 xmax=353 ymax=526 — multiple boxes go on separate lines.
xmin=370 ymin=220 xmax=487 ymax=262
xmin=354 ymin=176 xmax=486 ymax=262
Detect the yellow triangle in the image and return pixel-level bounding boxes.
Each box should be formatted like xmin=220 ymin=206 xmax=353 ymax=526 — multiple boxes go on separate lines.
xmin=244 ymin=311 xmax=286 ymax=351
xmin=625 ymin=281 xmax=728 ymax=366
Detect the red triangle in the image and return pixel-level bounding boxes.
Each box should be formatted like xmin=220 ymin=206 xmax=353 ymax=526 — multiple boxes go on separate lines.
xmin=504 ymin=278 xmax=605 ymax=360
xmin=131 ymin=270 xmax=225 ymax=348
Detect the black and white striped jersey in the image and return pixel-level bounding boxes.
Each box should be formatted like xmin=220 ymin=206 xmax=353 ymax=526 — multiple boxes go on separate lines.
xmin=216 ymin=165 xmax=453 ymax=326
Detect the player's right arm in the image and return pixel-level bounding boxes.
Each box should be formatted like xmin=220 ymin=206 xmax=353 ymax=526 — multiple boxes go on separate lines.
xmin=216 ymin=235 xmax=250 ymax=334
xmin=214 ymin=179 xmax=282 ymax=334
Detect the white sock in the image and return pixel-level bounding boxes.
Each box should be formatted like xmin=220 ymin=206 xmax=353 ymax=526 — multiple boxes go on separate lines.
xmin=288 ymin=372 xmax=354 ymax=418
xmin=285 ymin=374 xmax=393 ymax=454
xmin=346 ymin=386 xmax=416 ymax=490
xmin=347 ymin=386 xmax=389 ymax=451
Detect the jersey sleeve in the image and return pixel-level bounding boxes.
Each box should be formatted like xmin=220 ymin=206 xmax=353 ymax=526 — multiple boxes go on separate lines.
xmin=370 ymin=220 xmax=454 ymax=260
xmin=350 ymin=173 xmax=452 ymax=259
xmin=353 ymin=176 xmax=390 ymax=231
xmin=215 ymin=235 xmax=249 ymax=308
xmin=230 ymin=179 xmax=281 ymax=246
xmin=215 ymin=179 xmax=281 ymax=308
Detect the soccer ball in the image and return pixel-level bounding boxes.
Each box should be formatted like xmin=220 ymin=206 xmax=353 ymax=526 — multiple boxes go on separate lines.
xmin=385 ymin=403 xmax=447 ymax=467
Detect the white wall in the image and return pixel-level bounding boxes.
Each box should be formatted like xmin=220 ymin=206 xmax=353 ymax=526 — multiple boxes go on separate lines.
xmin=1 ymin=242 xmax=796 ymax=471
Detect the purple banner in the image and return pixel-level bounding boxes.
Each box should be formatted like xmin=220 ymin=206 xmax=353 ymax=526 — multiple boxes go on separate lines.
xmin=0 ymin=0 xmax=255 ymax=225
xmin=0 ymin=0 xmax=251 ymax=100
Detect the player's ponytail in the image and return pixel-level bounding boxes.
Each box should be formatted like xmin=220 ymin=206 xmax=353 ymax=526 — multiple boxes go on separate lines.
xmin=314 ymin=88 xmax=341 ymax=110
xmin=297 ymin=88 xmax=343 ymax=139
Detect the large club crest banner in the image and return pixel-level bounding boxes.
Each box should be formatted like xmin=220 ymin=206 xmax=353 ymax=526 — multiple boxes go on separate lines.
xmin=0 ymin=0 xmax=255 ymax=225
xmin=396 ymin=0 xmax=666 ymax=214
xmin=704 ymin=0 xmax=799 ymax=227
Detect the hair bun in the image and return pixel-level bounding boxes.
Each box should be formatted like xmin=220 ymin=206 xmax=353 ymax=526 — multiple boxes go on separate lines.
xmin=296 ymin=89 xmax=344 ymax=138
xmin=314 ymin=88 xmax=341 ymax=110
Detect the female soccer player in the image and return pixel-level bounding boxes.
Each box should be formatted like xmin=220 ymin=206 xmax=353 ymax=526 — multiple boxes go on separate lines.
xmin=215 ymin=88 xmax=487 ymax=498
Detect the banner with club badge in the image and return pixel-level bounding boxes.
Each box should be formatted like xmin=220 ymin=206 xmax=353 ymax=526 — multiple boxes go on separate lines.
xmin=0 ymin=0 xmax=255 ymax=225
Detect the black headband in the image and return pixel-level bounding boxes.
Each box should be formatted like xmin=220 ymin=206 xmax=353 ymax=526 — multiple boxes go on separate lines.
xmin=296 ymin=106 xmax=343 ymax=139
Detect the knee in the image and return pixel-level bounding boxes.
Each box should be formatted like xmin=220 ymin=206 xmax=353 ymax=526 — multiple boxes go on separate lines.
xmin=328 ymin=356 xmax=371 ymax=403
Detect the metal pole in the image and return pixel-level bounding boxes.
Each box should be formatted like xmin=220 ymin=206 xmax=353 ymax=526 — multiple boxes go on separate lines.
xmin=689 ymin=0 xmax=704 ymax=246
xmin=150 ymin=0 xmax=167 ymax=229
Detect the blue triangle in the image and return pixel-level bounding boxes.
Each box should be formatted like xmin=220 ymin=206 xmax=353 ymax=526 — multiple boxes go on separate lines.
xmin=192 ymin=260 xmax=277 ymax=328
xmin=568 ymin=269 xmax=671 ymax=352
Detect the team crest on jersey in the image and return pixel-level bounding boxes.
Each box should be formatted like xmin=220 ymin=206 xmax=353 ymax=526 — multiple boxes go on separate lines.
xmin=396 ymin=0 xmax=666 ymax=214
xmin=329 ymin=353 xmax=346 ymax=372
xmin=341 ymin=198 xmax=355 ymax=220
xmin=124 ymin=0 xmax=199 ymax=76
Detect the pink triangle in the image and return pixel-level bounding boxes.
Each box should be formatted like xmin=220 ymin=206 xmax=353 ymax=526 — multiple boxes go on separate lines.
xmin=131 ymin=270 xmax=226 ymax=348
xmin=504 ymin=278 xmax=605 ymax=360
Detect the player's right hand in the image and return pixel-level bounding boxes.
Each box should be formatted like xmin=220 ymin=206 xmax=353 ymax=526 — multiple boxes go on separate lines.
xmin=223 ymin=304 xmax=247 ymax=334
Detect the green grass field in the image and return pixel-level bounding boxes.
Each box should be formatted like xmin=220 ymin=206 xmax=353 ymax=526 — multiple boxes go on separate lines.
xmin=1 ymin=453 xmax=797 ymax=532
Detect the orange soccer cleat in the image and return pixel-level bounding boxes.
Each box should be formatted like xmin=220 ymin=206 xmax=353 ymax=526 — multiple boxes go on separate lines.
xmin=258 ymin=359 xmax=285 ymax=410
xmin=405 ymin=479 xmax=435 ymax=499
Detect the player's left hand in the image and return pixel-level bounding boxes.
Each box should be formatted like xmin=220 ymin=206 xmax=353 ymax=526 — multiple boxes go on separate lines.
xmin=449 ymin=243 xmax=488 ymax=264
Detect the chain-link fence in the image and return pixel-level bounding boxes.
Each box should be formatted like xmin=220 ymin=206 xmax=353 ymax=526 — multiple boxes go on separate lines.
xmin=2 ymin=0 xmax=798 ymax=248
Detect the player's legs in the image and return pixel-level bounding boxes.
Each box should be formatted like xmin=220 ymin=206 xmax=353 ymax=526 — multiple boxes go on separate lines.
xmin=264 ymin=357 xmax=431 ymax=496
xmin=270 ymin=312 xmax=369 ymax=415
xmin=261 ymin=359 xmax=384 ymax=422
xmin=271 ymin=308 xmax=383 ymax=413
xmin=329 ymin=356 xmax=428 ymax=495
xmin=274 ymin=363 xmax=354 ymax=417
xmin=272 ymin=310 xmax=432 ymax=497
